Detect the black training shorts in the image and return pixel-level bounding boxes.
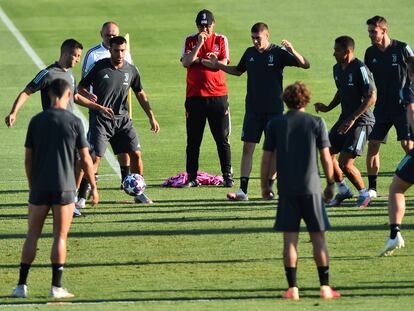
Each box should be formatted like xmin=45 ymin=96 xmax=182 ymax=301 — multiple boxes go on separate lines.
xmin=329 ymin=122 xmax=372 ymax=156
xmin=88 ymin=115 xmax=141 ymax=157
xmin=29 ymin=190 xmax=76 ymax=205
xmin=241 ymin=112 xmax=280 ymax=143
xmin=395 ymin=149 xmax=414 ymax=184
xmin=369 ymin=111 xmax=412 ymax=143
xmin=274 ymin=193 xmax=331 ymax=232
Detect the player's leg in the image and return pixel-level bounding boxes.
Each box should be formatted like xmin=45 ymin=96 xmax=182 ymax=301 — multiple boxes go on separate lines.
xmin=282 ymin=232 xmax=300 ymax=300
xmin=118 ymin=153 xmax=132 ymax=186
xmin=49 ymin=201 xmax=75 ymax=298
xmin=185 ymin=97 xmax=207 ymax=186
xmin=380 ymin=150 xmax=414 ymax=256
xmin=326 ymin=123 xmax=353 ymax=206
xmin=206 ymin=95 xmax=233 ymax=187
xmin=12 ymin=202 xmax=50 ymax=297
xmin=366 ymin=118 xmax=392 ymax=197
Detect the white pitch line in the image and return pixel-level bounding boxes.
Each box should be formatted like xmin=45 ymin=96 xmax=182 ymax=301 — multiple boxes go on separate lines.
xmin=0 ymin=6 xmax=121 ymax=178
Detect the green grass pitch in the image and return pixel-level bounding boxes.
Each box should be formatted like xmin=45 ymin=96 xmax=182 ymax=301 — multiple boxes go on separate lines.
xmin=0 ymin=0 xmax=414 ymax=310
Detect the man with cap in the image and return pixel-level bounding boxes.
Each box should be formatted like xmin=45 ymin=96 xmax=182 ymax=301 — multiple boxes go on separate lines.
xmin=181 ymin=9 xmax=233 ymax=188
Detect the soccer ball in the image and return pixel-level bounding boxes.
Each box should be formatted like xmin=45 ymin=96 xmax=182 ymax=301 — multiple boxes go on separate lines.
xmin=122 ymin=174 xmax=146 ymax=196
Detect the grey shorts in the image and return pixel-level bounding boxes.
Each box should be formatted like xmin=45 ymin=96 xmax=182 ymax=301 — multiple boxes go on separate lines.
xmin=329 ymin=122 xmax=372 ymax=156
xmin=29 ymin=190 xmax=76 ymax=205
xmin=369 ymin=111 xmax=412 ymax=143
xmin=274 ymin=193 xmax=330 ymax=232
xmin=241 ymin=112 xmax=280 ymax=143
xmin=88 ymin=115 xmax=141 ymax=157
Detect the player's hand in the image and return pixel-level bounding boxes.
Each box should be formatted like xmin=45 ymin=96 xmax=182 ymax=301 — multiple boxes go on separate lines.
xmin=281 ymin=39 xmax=294 ymax=52
xmin=323 ymin=183 xmax=335 ymax=202
xmin=90 ymin=187 xmax=99 ymax=206
xmin=207 ymin=53 xmax=219 ymax=67
xmin=149 ymin=117 xmax=160 ymax=134
xmin=87 ymin=92 xmax=98 ymax=102
xmin=338 ymin=118 xmax=355 ymax=134
xmin=198 ymin=32 xmax=208 ymax=44
xmin=100 ymin=106 xmax=115 ymax=119
xmin=5 ymin=113 xmax=16 ymax=127
xmin=314 ymin=103 xmax=329 ymax=113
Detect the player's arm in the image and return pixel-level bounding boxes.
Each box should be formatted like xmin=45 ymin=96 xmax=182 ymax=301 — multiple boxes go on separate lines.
xmin=134 ymin=90 xmax=160 ymax=133
xmin=181 ymin=33 xmax=207 ymax=68
xmin=281 ymin=39 xmax=310 ymax=69
xmin=260 ymin=150 xmax=275 ymax=199
xmin=338 ymin=90 xmax=376 ymax=134
xmin=314 ymin=91 xmax=341 ymax=113
xmin=24 ymin=147 xmax=33 ymax=190
xmin=78 ymin=147 xmax=99 ymax=206
xmin=5 ymin=88 xmax=33 ymax=127
xmin=319 ymin=147 xmax=335 ymax=202
xmin=74 ymin=92 xmax=114 ymax=118
xmin=208 ymin=53 xmax=243 ymax=76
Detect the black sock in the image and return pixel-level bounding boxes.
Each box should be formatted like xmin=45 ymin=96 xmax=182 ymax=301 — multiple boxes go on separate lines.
xmin=368 ymin=175 xmax=377 ymax=191
xmin=52 ymin=264 xmax=64 ymax=288
xmin=78 ymin=178 xmax=89 ymax=200
xmin=317 ymin=266 xmax=329 ymax=286
xmin=240 ymin=177 xmax=249 ymax=194
xmin=18 ymin=263 xmax=31 ymax=285
xmin=120 ymin=166 xmax=130 ymax=182
xmin=390 ymin=224 xmax=401 ymax=239
xmin=268 ymin=179 xmax=275 ymax=189
xmin=284 ymin=266 xmax=297 ymax=288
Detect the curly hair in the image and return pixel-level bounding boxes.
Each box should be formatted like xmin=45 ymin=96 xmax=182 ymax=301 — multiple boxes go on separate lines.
xmin=282 ymin=81 xmax=311 ymax=110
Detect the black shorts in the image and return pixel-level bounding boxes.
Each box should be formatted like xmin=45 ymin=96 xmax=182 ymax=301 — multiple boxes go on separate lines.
xmin=29 ymin=190 xmax=76 ymax=205
xmin=274 ymin=193 xmax=330 ymax=232
xmin=369 ymin=111 xmax=411 ymax=143
xmin=241 ymin=112 xmax=280 ymax=143
xmin=395 ymin=149 xmax=414 ymax=184
xmin=329 ymin=122 xmax=372 ymax=156
xmin=88 ymin=115 xmax=141 ymax=157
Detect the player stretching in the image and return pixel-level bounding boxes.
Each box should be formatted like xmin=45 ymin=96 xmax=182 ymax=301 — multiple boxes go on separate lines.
xmin=11 ymin=79 xmax=98 ymax=298
xmin=315 ymin=36 xmax=376 ymax=208
xmin=261 ymin=81 xmax=340 ymax=300
xmin=380 ymin=56 xmax=414 ymax=256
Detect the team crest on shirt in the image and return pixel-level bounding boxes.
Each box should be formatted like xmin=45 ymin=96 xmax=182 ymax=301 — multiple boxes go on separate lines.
xmin=123 ymin=73 xmax=129 ymax=86
xmin=214 ymin=44 xmax=220 ymax=51
xmin=268 ymin=54 xmax=274 ymax=66
xmin=372 ymin=58 xmax=377 ymax=63
xmin=392 ymin=54 xmax=398 ymax=66
xmin=249 ymin=57 xmax=254 ymax=62
xmin=348 ymin=73 xmax=354 ymax=86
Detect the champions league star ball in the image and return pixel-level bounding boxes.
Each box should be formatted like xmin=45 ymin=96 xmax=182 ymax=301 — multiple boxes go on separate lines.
xmin=123 ymin=174 xmax=146 ymax=196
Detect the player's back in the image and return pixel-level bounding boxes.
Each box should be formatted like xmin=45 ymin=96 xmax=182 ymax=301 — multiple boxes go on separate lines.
xmin=267 ymin=110 xmax=329 ymax=195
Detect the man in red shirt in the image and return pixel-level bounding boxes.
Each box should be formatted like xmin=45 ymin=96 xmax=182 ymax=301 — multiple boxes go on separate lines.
xmin=181 ymin=9 xmax=233 ymax=187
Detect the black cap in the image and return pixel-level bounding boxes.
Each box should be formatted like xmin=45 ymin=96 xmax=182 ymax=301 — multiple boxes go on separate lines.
xmin=195 ymin=9 xmax=214 ymax=26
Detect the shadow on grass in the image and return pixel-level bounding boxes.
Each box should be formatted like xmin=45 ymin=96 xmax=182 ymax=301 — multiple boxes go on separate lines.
xmin=1 ymin=223 xmax=414 ymax=239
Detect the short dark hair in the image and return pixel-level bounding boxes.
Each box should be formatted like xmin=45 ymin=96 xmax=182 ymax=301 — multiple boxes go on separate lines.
xmin=49 ymin=79 xmax=71 ymax=99
xmin=282 ymin=81 xmax=311 ymax=110
xmin=407 ymin=56 xmax=414 ymax=74
xmin=366 ymin=15 xmax=388 ymax=27
xmin=109 ymin=36 xmax=127 ymax=47
xmin=335 ymin=35 xmax=355 ymax=51
xmin=251 ymin=22 xmax=268 ymax=33
xmin=101 ymin=21 xmax=119 ymax=31
xmin=60 ymin=39 xmax=83 ymax=54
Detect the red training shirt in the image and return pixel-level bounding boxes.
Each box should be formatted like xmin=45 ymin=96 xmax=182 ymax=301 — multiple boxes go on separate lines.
xmin=182 ymin=32 xmax=229 ymax=98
